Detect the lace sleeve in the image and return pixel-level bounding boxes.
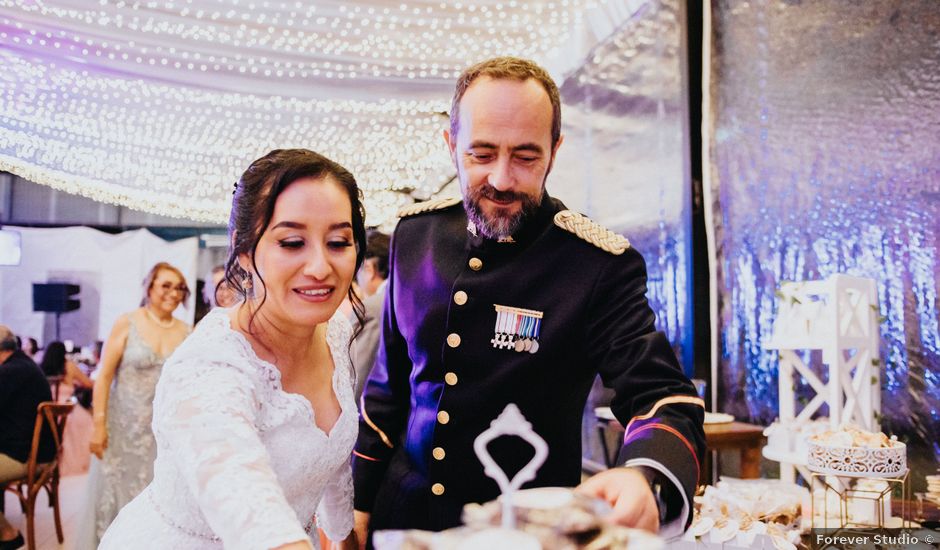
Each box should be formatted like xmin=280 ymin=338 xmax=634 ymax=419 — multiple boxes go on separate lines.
xmin=154 ymin=360 xmax=310 ymax=550
xmin=315 ymin=459 xmax=354 ymax=541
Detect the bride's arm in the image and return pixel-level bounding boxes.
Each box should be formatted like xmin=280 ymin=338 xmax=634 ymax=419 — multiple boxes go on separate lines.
xmin=316 ymin=459 xmax=354 ymax=543
xmin=155 ymin=359 xmax=311 ymax=550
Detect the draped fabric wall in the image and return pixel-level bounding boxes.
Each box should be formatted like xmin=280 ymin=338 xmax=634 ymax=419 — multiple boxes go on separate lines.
xmin=707 ymin=1 xmax=940 ymax=470
xmin=556 ymin=0 xmax=693 ymax=372
xmin=563 ymin=0 xmax=693 ymax=469
xmin=0 ymin=226 xmax=198 ymax=347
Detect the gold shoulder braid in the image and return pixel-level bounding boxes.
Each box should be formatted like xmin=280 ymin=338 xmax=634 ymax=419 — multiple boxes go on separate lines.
xmin=553 ymin=210 xmax=630 ymax=255
xmin=397 ymin=197 xmax=462 ymax=218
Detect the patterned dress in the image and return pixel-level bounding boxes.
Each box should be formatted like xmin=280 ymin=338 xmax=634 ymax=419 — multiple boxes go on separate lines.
xmin=75 ymin=318 xmax=170 ymax=549
xmin=98 ymin=308 xmax=357 ymax=550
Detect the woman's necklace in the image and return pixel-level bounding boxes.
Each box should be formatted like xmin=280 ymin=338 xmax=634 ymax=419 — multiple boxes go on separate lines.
xmin=145 ymin=307 xmax=175 ymax=329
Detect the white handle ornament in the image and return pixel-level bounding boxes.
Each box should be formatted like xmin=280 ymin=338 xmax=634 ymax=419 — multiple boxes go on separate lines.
xmin=472 ymin=403 xmax=549 ymax=530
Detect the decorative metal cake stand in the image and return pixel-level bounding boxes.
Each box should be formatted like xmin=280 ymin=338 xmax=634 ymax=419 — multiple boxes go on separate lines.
xmin=810 ymin=468 xmax=911 ymax=548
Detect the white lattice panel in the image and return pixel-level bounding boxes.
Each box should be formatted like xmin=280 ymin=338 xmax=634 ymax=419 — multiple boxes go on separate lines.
xmin=764 ymin=275 xmax=882 ymax=483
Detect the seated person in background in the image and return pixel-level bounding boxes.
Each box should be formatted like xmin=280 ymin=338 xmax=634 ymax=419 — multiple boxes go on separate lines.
xmin=208 ymin=264 xmax=239 ymax=308
xmin=40 ymin=341 xmax=94 ymax=389
xmin=40 ymin=341 xmax=95 ymax=476
xmin=0 ymin=324 xmax=54 ymax=550
xmin=22 ymin=337 xmax=39 ymax=361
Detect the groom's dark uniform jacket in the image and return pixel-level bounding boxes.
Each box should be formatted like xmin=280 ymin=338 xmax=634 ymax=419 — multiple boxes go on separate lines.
xmin=352 ymin=195 xmax=705 ymax=534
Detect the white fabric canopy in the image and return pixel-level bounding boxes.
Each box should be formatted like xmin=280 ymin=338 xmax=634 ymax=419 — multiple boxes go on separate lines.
xmin=0 ymin=0 xmax=644 ymax=227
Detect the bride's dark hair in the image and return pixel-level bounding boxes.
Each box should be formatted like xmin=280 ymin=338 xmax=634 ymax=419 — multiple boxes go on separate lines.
xmin=223 ymin=149 xmax=367 ymax=336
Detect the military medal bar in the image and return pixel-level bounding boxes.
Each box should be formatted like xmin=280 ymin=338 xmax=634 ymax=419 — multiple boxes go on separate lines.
xmin=492 ymin=304 xmax=543 ymax=354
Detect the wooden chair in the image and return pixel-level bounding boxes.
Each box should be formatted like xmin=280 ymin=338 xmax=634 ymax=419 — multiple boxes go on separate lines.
xmin=46 ymin=375 xmax=64 ymax=402
xmin=1 ymin=401 xmax=74 ymax=550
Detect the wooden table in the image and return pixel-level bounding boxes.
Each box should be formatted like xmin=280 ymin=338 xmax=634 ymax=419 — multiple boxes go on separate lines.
xmin=595 ymin=416 xmax=766 ymax=480
xmin=703 ymin=421 xmax=766 ymax=479
xmin=897 ymin=497 xmax=940 ymax=525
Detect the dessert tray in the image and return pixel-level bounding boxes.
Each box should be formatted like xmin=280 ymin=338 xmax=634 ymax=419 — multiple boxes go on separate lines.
xmin=679 ymin=478 xmax=808 ymax=550
xmin=374 ymin=404 xmax=664 ymax=550
xmin=806 ymin=427 xmax=906 ymax=478
xmin=374 ymin=488 xmax=663 ymax=550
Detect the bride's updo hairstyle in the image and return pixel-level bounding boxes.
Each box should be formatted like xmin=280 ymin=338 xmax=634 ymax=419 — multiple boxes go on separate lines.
xmin=223 ymin=149 xmax=367 ymax=329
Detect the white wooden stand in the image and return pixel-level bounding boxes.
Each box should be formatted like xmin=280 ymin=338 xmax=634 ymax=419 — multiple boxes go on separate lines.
xmin=763 ymin=274 xmax=882 ymax=483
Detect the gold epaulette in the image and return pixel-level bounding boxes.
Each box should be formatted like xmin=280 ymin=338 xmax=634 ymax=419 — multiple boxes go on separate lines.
xmin=397 ymin=197 xmax=462 ymax=218
xmin=553 ymin=210 xmax=630 ymax=255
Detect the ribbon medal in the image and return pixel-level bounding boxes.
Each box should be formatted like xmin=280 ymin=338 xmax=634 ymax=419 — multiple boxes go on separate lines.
xmin=491 ymin=304 xmax=543 ymax=354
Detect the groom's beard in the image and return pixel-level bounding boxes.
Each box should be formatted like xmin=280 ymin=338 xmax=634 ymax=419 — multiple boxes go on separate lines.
xmin=463 ymin=185 xmax=542 ymax=239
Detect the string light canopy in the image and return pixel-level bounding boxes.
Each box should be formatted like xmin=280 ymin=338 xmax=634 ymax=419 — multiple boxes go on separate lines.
xmin=0 ymin=0 xmax=634 ymax=226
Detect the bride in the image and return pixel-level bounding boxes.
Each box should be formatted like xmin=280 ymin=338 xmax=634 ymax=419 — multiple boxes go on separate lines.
xmin=100 ymin=149 xmax=367 ymax=550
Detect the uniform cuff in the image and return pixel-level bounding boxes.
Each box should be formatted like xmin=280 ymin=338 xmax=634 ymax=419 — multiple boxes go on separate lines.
xmin=624 ymin=459 xmax=689 ymax=539
xmin=618 ymin=424 xmax=700 ymax=533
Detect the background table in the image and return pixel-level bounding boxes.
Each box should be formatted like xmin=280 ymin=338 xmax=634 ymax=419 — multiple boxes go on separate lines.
xmin=703 ymin=421 xmax=765 ymax=479
xmin=595 ymin=415 xmax=766 ymax=481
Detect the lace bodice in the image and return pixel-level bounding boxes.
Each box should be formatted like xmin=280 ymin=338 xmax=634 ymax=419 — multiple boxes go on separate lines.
xmin=99 ymin=307 xmax=358 ymax=550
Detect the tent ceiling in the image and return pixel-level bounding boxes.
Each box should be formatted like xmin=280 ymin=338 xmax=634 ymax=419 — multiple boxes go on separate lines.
xmin=0 ymin=0 xmax=642 ymax=227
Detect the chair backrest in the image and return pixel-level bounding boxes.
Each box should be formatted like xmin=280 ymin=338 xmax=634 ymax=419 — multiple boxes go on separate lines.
xmin=25 ymin=401 xmax=74 ymax=484
xmin=46 ymin=375 xmax=64 ymax=402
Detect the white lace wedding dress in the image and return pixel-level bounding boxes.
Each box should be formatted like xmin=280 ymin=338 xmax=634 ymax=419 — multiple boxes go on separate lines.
xmin=99 ymin=308 xmax=357 ymax=550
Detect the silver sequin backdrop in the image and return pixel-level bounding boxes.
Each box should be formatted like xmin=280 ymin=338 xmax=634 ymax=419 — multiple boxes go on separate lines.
xmin=707 ymin=0 xmax=940 ymax=479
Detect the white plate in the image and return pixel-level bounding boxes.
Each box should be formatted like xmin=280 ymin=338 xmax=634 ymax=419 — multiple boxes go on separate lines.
xmin=508 ymin=487 xmax=575 ymax=510
xmin=456 ymin=528 xmax=541 ymax=550
xmin=704 ymin=412 xmax=735 ymax=424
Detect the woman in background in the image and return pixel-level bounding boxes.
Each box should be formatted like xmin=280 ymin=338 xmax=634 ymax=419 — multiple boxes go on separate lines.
xmin=75 ymin=262 xmax=191 ymax=548
xmin=39 ymin=341 xmax=93 ymax=388
xmin=39 ymin=341 xmax=95 ymax=475
xmin=100 ymin=149 xmax=365 ymax=549
xmin=21 ymin=337 xmax=39 ymax=361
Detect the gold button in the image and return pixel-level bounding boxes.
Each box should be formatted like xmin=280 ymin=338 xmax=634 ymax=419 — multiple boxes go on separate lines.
xmin=453 ymin=291 xmax=468 ymax=305
xmin=446 ymin=333 xmax=461 ymax=348
xmin=432 ymin=447 xmax=446 ymax=460
xmin=431 ymin=483 xmax=445 ymax=496
xmin=437 ymin=410 xmax=450 ymax=424
xmin=444 ymin=372 xmax=458 ymax=386
xmin=468 ymin=257 xmax=483 ymax=271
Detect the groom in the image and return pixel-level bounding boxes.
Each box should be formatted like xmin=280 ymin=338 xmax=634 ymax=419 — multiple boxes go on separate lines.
xmin=352 ymin=56 xmax=705 ymax=545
